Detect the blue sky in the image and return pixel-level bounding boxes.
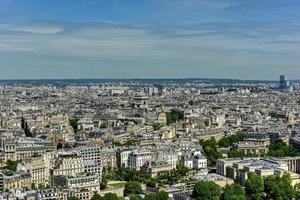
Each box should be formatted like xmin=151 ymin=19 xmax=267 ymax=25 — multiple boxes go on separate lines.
xmin=0 ymin=0 xmax=300 ymax=80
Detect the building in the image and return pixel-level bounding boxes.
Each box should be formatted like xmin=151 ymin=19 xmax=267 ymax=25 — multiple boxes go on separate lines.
xmin=128 ymin=150 xmax=152 ymax=171
xmin=17 ymin=157 xmax=50 ymax=188
xmin=52 ymin=153 xmax=84 ymax=177
xmin=216 ymin=157 xmax=300 ymax=186
xmin=142 ymin=160 xmax=173 ymax=178
xmin=2 ymin=170 xmax=32 ymax=191
xmin=231 ymin=141 xmax=268 ymax=156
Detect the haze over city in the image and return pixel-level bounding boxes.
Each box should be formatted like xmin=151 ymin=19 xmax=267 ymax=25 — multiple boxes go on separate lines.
xmin=1 ymin=0 xmax=300 ymax=80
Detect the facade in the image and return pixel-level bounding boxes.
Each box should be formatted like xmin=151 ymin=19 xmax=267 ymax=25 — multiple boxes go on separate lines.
xmin=128 ymin=150 xmax=152 ymax=171
xmin=52 ymin=154 xmax=84 ymax=177
xmin=17 ymin=157 xmax=50 ymax=188
xmin=231 ymin=141 xmax=268 ymax=156
xmin=216 ymin=157 xmax=300 ymax=186
xmin=2 ymin=171 xmax=32 ymax=191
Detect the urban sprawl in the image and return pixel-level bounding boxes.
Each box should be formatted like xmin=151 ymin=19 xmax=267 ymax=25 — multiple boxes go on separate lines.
xmin=0 ymin=76 xmax=299 ymax=200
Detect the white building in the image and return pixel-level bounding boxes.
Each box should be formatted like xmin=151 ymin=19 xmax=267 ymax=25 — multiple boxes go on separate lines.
xmin=128 ymin=150 xmax=152 ymax=171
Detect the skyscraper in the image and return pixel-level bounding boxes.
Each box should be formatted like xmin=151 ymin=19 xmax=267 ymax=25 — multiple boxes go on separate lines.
xmin=279 ymin=75 xmax=292 ymax=91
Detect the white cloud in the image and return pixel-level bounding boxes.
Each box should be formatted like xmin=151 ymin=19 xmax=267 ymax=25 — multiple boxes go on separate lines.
xmin=5 ymin=25 xmax=64 ymax=34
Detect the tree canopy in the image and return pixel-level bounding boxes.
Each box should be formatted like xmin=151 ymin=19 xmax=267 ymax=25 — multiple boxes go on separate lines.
xmin=192 ymin=181 xmax=221 ymax=200
xmin=91 ymin=193 xmax=103 ymax=200
xmin=5 ymin=160 xmax=21 ymax=171
xmin=200 ymin=138 xmax=222 ymax=166
xmin=264 ymin=173 xmax=295 ymax=200
xmin=245 ymin=173 xmax=264 ymax=200
xmin=218 ymin=133 xmax=245 ymax=148
xmin=124 ymin=181 xmax=142 ymax=196
xmin=144 ymin=191 xmax=169 ymax=200
xmin=222 ymin=183 xmax=246 ymax=200
xmin=67 ymin=197 xmax=80 ymax=200
xmin=268 ymin=139 xmax=300 ymax=157
xmin=102 ymin=193 xmax=120 ymax=200
xmin=69 ymin=118 xmax=79 ymax=133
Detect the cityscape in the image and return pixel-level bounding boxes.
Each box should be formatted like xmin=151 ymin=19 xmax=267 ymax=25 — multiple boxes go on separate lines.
xmin=1 ymin=0 xmax=300 ymax=200
xmin=0 ymin=76 xmax=299 ymax=200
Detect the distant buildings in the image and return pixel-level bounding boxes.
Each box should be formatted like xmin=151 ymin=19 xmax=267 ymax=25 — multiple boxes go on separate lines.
xmin=279 ymin=75 xmax=293 ymax=92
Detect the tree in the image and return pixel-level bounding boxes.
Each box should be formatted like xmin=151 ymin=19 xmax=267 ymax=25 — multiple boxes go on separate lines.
xmin=124 ymin=181 xmax=142 ymax=196
xmin=264 ymin=173 xmax=295 ymax=200
xmin=268 ymin=139 xmax=300 ymax=157
xmin=155 ymin=191 xmax=169 ymax=200
xmin=91 ymin=193 xmax=103 ymax=200
xmin=5 ymin=160 xmax=21 ymax=171
xmin=166 ymin=110 xmax=184 ymax=125
xmin=222 ymin=184 xmax=246 ymax=200
xmin=69 ymin=118 xmax=79 ymax=133
xmin=245 ymin=173 xmax=264 ymax=200
xmin=144 ymin=192 xmax=168 ymax=200
xmin=192 ymin=181 xmax=221 ymax=200
xmin=153 ymin=124 xmax=161 ymax=131
xmin=67 ymin=197 xmax=80 ymax=200
xmin=130 ymin=195 xmax=142 ymax=200
xmin=218 ymin=133 xmax=245 ymax=148
xmin=200 ymin=138 xmax=222 ymax=166
xmin=102 ymin=193 xmax=119 ymax=200
xmin=228 ymin=150 xmax=257 ymax=158
xmin=145 ymin=179 xmax=157 ymax=188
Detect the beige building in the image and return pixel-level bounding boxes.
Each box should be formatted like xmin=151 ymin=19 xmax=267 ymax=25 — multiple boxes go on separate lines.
xmin=17 ymin=157 xmax=50 ymax=188
xmin=52 ymin=154 xmax=84 ymax=177
xmin=142 ymin=160 xmax=173 ymax=178
xmin=2 ymin=171 xmax=32 ymax=191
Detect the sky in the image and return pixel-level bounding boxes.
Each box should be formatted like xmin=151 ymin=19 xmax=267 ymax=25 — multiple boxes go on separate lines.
xmin=0 ymin=0 xmax=300 ymax=80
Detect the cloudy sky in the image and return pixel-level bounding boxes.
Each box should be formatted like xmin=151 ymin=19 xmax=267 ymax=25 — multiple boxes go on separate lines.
xmin=0 ymin=0 xmax=300 ymax=80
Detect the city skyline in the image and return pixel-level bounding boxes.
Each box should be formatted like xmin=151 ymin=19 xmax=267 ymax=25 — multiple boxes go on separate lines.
xmin=1 ymin=0 xmax=300 ymax=80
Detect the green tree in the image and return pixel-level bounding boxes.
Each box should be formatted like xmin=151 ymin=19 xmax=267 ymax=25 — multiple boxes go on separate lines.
xmin=153 ymin=124 xmax=162 ymax=131
xmin=67 ymin=197 xmax=80 ymax=200
xmin=268 ymin=139 xmax=300 ymax=157
xmin=222 ymin=184 xmax=246 ymax=200
xmin=69 ymin=118 xmax=79 ymax=133
xmin=124 ymin=181 xmax=142 ymax=196
xmin=192 ymin=181 xmax=221 ymax=200
xmin=102 ymin=193 xmax=119 ymax=200
xmin=5 ymin=160 xmax=21 ymax=171
xmin=228 ymin=150 xmax=257 ymax=158
xmin=264 ymin=173 xmax=295 ymax=200
xmin=145 ymin=179 xmax=157 ymax=188
xmin=245 ymin=173 xmax=264 ymax=200
xmin=144 ymin=192 xmax=169 ymax=200
xmin=218 ymin=133 xmax=245 ymax=148
xmin=155 ymin=191 xmax=169 ymax=200
xmin=129 ymin=195 xmax=142 ymax=200
xmin=91 ymin=193 xmax=103 ymax=200
xmin=200 ymin=138 xmax=222 ymax=166
xmin=166 ymin=110 xmax=184 ymax=125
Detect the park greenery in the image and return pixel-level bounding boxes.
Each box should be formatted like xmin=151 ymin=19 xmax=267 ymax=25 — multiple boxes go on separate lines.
xmin=228 ymin=150 xmax=258 ymax=158
xmin=267 ymin=139 xmax=300 ymax=157
xmin=166 ymin=110 xmax=184 ymax=125
xmin=217 ymin=133 xmax=245 ymax=148
xmin=5 ymin=160 xmax=22 ymax=171
xmin=200 ymin=133 xmax=300 ymax=166
xmin=245 ymin=173 xmax=264 ymax=200
xmin=101 ymin=165 xmax=189 ymax=189
xmin=88 ymin=191 xmax=168 ymax=200
xmin=199 ymin=137 xmax=222 ymax=166
xmin=89 ymin=193 xmax=120 ymax=200
xmin=192 ymin=173 xmax=298 ymax=200
xmin=192 ymin=180 xmax=221 ymax=200
xmin=67 ymin=197 xmax=81 ymax=200
xmin=222 ymin=183 xmax=246 ymax=200
xmin=124 ymin=181 xmax=142 ymax=196
xmin=69 ymin=118 xmax=79 ymax=133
